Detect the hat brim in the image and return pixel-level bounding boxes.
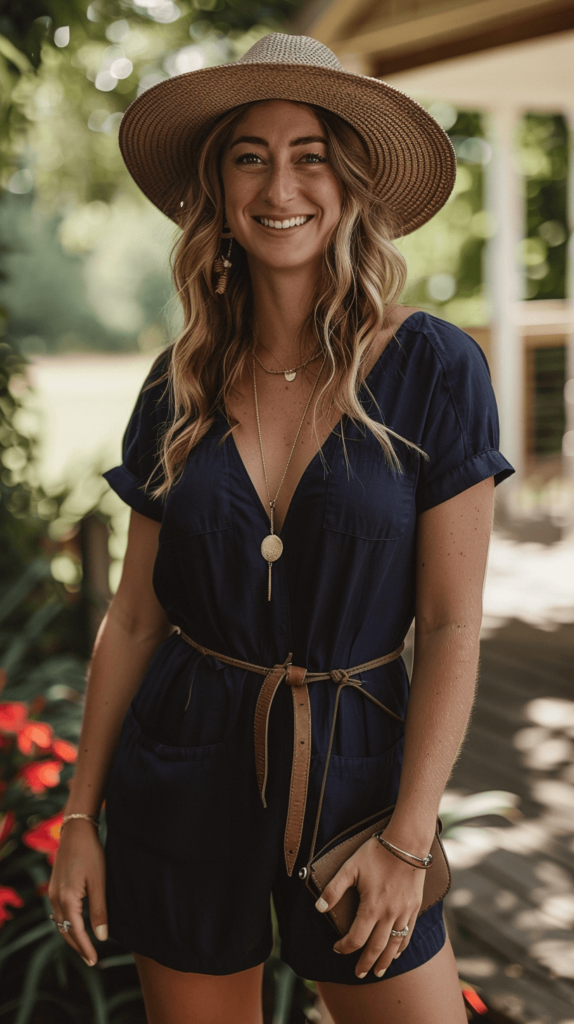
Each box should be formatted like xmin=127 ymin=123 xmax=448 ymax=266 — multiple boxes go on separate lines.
xmin=119 ymin=62 xmax=456 ymax=237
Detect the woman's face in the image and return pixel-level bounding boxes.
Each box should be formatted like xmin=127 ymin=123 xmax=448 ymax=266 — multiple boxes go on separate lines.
xmin=220 ymin=100 xmax=343 ymax=273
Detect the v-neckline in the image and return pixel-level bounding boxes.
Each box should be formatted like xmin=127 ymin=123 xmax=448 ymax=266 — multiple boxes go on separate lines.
xmin=224 ymin=311 xmax=421 ymax=537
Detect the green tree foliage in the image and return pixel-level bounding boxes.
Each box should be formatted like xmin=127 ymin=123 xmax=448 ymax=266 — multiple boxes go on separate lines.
xmin=519 ymin=113 xmax=568 ymax=301
xmin=399 ymin=108 xmax=491 ymax=326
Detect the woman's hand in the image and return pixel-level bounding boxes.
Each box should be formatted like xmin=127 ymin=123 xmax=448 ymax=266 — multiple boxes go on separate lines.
xmin=48 ymin=820 xmax=108 ymax=966
xmin=315 ymin=837 xmax=426 ymax=978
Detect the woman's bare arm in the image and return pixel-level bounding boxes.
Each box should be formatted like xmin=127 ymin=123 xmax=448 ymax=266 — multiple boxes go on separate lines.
xmin=317 ymin=476 xmax=494 ymax=977
xmin=385 ymin=475 xmax=494 ymax=853
xmin=65 ymin=510 xmax=170 ymax=818
xmin=49 ymin=510 xmax=170 ymax=964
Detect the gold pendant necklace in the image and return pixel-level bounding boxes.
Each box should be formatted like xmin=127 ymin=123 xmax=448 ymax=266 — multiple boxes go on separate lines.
xmin=253 ymin=355 xmax=325 ymax=600
xmin=253 ymin=341 xmax=321 ymax=383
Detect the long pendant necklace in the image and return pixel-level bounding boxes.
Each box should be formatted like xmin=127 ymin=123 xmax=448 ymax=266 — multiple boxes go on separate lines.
xmin=253 ymin=340 xmax=322 ymax=383
xmin=253 ymin=355 xmax=325 ymax=600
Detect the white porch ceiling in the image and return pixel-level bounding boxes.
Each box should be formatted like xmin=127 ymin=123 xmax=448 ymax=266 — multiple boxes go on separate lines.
xmin=379 ymin=29 xmax=574 ymax=110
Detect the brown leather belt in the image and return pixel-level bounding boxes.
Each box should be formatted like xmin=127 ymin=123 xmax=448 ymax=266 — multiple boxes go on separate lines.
xmin=174 ymin=628 xmax=405 ymax=876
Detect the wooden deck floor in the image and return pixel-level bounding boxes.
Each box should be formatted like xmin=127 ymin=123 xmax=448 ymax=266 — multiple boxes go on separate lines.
xmin=445 ymin=620 xmax=574 ymax=1023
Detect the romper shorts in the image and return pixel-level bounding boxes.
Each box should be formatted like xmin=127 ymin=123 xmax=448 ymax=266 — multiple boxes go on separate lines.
xmin=104 ymin=638 xmax=446 ymax=983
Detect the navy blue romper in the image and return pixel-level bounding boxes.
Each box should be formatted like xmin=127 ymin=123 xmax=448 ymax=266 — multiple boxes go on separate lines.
xmin=102 ymin=311 xmax=514 ymax=981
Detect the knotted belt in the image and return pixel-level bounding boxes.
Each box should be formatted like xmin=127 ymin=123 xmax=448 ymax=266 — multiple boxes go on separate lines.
xmin=174 ymin=628 xmax=405 ymax=876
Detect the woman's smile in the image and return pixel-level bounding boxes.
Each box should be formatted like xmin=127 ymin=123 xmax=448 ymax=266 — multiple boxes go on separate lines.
xmin=252 ymin=214 xmax=314 ymax=230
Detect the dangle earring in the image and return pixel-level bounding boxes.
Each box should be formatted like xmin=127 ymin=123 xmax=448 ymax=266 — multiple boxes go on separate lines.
xmin=213 ymin=219 xmax=233 ymax=295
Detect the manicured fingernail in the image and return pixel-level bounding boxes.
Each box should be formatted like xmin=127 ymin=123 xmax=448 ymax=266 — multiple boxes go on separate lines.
xmin=376 ymin=968 xmax=387 ymax=977
xmin=333 ymin=948 xmax=342 ymax=954
xmin=82 ymin=957 xmax=95 ymax=967
xmin=95 ymin=924 xmax=108 ymax=941
xmin=394 ymin=952 xmax=401 ymax=959
xmin=357 ymin=972 xmax=367 ymax=979
xmin=315 ymin=898 xmax=328 ymax=912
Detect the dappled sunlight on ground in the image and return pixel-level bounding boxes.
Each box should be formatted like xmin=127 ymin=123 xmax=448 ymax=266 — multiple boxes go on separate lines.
xmin=442 ymin=618 xmax=574 ymax=1019
xmin=482 ymin=533 xmax=574 ymax=635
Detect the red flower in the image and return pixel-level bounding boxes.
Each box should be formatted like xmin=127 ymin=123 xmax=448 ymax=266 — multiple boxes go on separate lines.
xmin=0 ymin=703 xmax=28 ymax=734
xmin=0 ymin=811 xmax=15 ymax=847
xmin=18 ymin=760 xmax=63 ymax=794
xmin=23 ymin=812 xmax=63 ymax=864
xmin=50 ymin=738 xmax=77 ymax=763
xmin=0 ymin=886 xmax=23 ymax=927
xmin=17 ymin=721 xmax=53 ymax=756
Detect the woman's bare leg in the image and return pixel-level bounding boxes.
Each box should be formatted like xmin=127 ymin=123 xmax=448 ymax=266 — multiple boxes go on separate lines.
xmin=133 ymin=953 xmax=264 ymax=1024
xmin=317 ymin=936 xmax=467 ymax=1024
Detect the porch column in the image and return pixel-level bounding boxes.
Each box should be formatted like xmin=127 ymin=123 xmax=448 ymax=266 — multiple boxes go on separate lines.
xmin=484 ymin=105 xmax=524 ymax=487
xmin=564 ymin=106 xmax=574 ymax=534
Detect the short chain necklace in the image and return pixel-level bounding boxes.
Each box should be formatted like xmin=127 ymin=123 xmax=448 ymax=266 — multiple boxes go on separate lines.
xmin=253 ymin=355 xmax=325 ymax=600
xmin=253 ymin=340 xmax=322 ymax=383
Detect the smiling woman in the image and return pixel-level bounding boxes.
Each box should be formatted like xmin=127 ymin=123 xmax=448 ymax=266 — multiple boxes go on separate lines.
xmin=48 ymin=32 xmax=514 ymax=1024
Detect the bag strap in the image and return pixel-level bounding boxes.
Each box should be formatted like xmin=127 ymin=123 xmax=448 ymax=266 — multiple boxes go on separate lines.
xmin=307 ymin=678 xmax=406 ymax=865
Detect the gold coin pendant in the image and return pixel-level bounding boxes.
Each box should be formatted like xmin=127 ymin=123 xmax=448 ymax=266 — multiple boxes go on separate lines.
xmin=261 ymin=534 xmax=283 ymax=562
xmin=284 ymin=371 xmax=297 ymax=382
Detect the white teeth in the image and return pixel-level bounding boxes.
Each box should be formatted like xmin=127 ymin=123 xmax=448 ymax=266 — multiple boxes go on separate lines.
xmin=257 ymin=215 xmax=310 ymax=229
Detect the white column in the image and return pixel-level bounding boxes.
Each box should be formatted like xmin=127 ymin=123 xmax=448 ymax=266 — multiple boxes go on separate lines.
xmin=563 ymin=107 xmax=574 ymax=535
xmin=484 ymin=105 xmax=524 ymax=487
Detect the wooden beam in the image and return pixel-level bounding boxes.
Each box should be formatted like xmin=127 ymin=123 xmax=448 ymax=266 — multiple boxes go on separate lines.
xmin=323 ymin=0 xmax=574 ymax=59
xmin=373 ymin=7 xmax=574 ymax=75
xmin=294 ymin=0 xmax=376 ymax=49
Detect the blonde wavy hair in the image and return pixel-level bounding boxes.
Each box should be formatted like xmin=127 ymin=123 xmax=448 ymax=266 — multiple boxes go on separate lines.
xmin=150 ymin=100 xmax=423 ymax=498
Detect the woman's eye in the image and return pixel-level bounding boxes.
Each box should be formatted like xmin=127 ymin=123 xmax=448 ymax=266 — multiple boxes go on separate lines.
xmin=236 ymin=152 xmax=264 ymax=165
xmin=300 ymin=152 xmax=327 ymax=164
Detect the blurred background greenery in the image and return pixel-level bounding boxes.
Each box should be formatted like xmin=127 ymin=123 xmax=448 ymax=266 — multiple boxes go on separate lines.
xmin=0 ymin=2 xmax=571 ymax=1021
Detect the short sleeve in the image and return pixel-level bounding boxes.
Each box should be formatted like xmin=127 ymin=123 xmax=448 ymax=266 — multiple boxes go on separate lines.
xmin=103 ymin=350 xmax=171 ymax=522
xmin=415 ymin=320 xmax=514 ymax=515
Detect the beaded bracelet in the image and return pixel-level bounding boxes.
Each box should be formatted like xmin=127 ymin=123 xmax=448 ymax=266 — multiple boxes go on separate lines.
xmin=61 ymin=813 xmax=101 ymax=835
xmin=373 ymin=832 xmax=433 ymax=869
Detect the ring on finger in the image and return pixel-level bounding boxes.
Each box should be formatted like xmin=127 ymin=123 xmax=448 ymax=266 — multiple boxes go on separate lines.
xmin=390 ymin=924 xmax=409 ymax=938
xmin=50 ymin=914 xmax=72 ymax=934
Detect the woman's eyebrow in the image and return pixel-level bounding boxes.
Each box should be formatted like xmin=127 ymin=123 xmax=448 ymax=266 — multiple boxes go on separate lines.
xmin=229 ymin=134 xmax=327 ymax=149
xmin=230 ymin=135 xmax=267 ymax=149
xmin=289 ymin=135 xmax=327 ymax=146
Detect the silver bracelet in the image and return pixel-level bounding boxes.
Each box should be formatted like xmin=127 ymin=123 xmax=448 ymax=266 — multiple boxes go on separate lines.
xmin=373 ymin=832 xmax=433 ymax=869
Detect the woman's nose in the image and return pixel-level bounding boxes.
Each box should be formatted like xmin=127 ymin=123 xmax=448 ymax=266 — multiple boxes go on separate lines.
xmin=261 ymin=161 xmax=297 ymax=207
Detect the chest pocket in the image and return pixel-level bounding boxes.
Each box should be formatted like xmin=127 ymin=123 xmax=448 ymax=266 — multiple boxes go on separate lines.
xmin=323 ymin=433 xmax=416 ymax=541
xmin=159 ymin=433 xmax=230 ymax=541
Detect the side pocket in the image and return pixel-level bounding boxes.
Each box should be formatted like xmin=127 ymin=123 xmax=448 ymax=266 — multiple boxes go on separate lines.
xmin=105 ymin=707 xmax=231 ymax=864
xmin=309 ymin=736 xmax=404 ymax=852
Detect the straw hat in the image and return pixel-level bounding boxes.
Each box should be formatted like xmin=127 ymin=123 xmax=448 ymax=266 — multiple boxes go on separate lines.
xmin=119 ymin=32 xmax=456 ymax=237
